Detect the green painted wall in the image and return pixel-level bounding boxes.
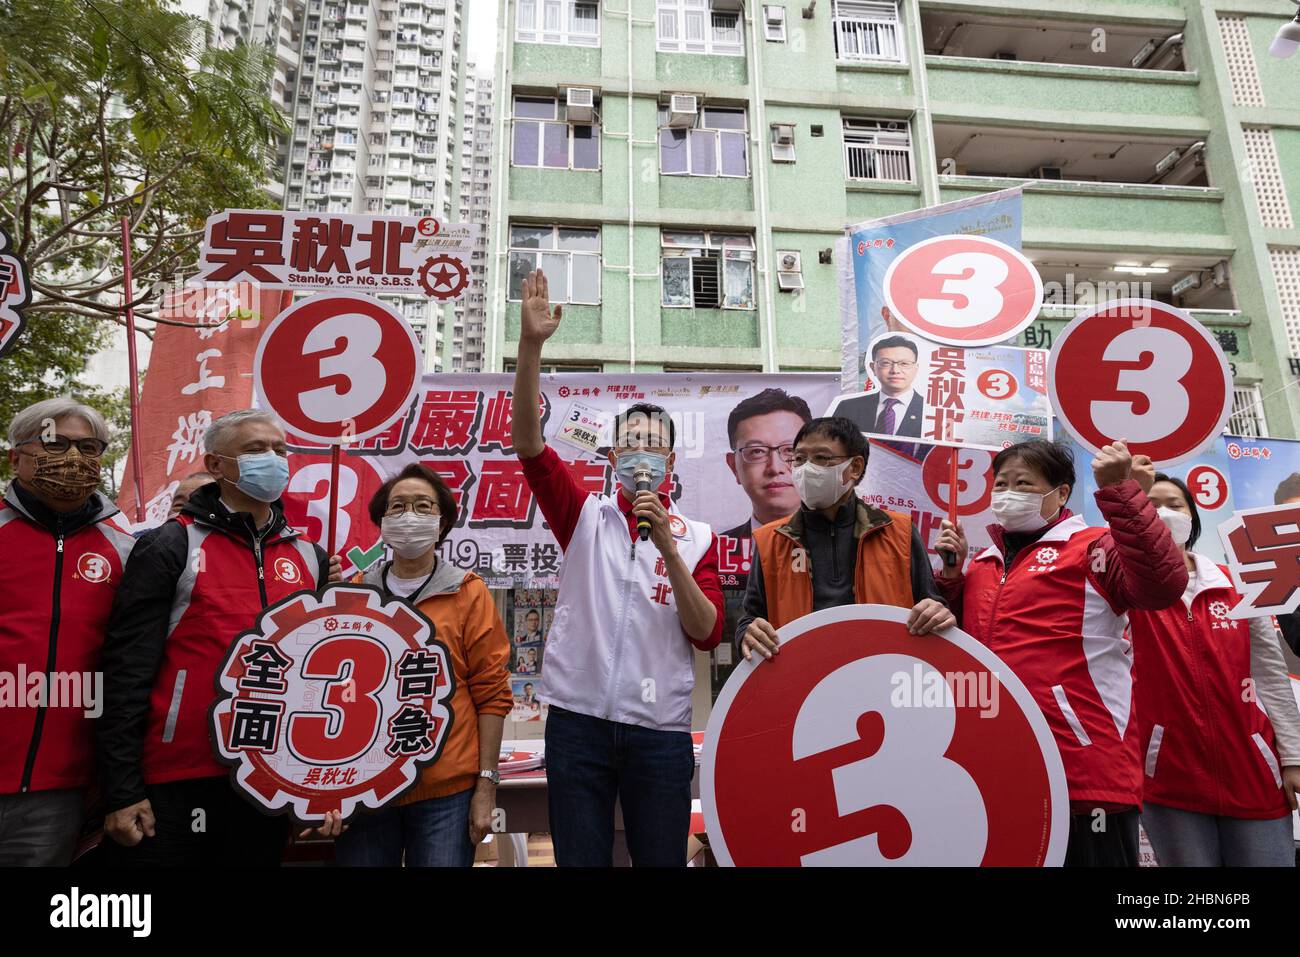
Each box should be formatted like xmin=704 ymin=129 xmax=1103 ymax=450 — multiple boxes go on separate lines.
xmin=486 ymin=0 xmax=1300 ymax=436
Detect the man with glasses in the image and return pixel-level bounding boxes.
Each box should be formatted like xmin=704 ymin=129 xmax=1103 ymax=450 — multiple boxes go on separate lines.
xmin=97 ymin=409 xmax=339 ymax=866
xmin=837 ymin=334 xmax=929 ymax=461
xmin=0 ymin=398 xmax=136 ymax=864
xmin=737 ymin=416 xmax=954 ymax=662
xmin=721 ymin=388 xmax=812 ymax=541
xmin=511 ymin=269 xmax=724 ymax=867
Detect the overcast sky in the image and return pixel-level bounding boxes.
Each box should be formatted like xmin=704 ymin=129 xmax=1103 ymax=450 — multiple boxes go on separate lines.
xmin=467 ymin=1 xmax=500 ymax=75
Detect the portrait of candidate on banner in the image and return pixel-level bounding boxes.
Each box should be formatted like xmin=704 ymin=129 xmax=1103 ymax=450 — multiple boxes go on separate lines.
xmin=830 ymin=332 xmax=1051 ymax=455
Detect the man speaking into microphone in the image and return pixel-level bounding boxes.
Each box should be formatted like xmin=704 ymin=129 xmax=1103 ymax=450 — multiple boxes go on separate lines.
xmin=512 ymin=269 xmax=724 ymax=867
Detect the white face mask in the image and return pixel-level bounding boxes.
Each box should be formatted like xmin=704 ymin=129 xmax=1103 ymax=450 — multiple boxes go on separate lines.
xmin=991 ymin=487 xmax=1061 ymax=534
xmin=381 ymin=513 xmax=442 ymax=559
xmin=792 ymin=459 xmax=855 ymax=510
xmin=1157 ymin=506 xmax=1193 ymax=547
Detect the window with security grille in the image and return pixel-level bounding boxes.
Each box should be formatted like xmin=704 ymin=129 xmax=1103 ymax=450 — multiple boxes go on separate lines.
xmin=832 ymin=1 xmax=904 ymax=63
xmin=661 ymin=231 xmax=756 ymax=309
xmin=657 ymin=0 xmax=744 ymax=56
xmin=842 ymin=118 xmax=913 ymax=182
xmin=1229 ymin=384 xmax=1268 ymax=438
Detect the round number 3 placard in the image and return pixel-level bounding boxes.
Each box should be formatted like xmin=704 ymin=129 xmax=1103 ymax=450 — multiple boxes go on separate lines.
xmin=883 ymin=234 xmax=1043 ymax=347
xmin=1048 ymin=299 xmax=1233 ymax=467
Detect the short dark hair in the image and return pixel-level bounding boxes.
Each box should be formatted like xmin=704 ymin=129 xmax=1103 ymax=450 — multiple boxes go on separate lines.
xmin=794 ymin=416 xmax=870 ymax=486
xmin=726 ymin=388 xmax=813 ymax=447
xmin=1275 ymin=473 xmax=1300 ymax=505
xmin=368 ymin=463 xmax=458 ymax=545
xmin=991 ymin=439 xmax=1076 ymax=491
xmin=1152 ymin=473 xmax=1201 ymax=550
xmin=871 ymin=335 xmax=919 ymax=361
xmin=613 ymin=402 xmax=675 ymax=450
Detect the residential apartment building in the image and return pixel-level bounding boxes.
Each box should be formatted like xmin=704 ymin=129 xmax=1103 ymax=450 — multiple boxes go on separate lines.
xmin=486 ymin=0 xmax=1300 ymax=438
xmin=449 ymin=66 xmax=495 ymax=372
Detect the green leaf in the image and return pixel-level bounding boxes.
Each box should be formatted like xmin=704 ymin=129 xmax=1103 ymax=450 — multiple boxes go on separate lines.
xmin=90 ymin=24 xmax=110 ymax=79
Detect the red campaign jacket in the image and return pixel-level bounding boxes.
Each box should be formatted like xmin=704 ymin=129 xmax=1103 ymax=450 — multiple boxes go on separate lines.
xmin=0 ymin=484 xmax=135 ymax=794
xmin=97 ymin=484 xmax=326 ymax=810
xmin=936 ymin=481 xmax=1188 ymax=808
xmin=1129 ymin=554 xmax=1292 ymax=820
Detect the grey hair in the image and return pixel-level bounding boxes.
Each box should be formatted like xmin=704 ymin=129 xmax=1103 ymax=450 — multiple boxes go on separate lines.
xmin=7 ymin=397 xmax=110 ymax=448
xmin=203 ymin=409 xmax=283 ymax=456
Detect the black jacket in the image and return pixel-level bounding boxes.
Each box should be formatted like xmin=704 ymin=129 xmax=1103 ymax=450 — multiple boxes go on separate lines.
xmin=96 ymin=483 xmax=328 ymax=810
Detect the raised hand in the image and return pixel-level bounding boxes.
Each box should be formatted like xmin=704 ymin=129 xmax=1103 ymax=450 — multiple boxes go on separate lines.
xmin=520 ymin=269 xmax=563 ymax=344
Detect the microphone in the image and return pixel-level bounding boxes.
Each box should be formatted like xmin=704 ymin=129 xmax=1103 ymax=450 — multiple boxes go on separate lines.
xmin=635 ymin=466 xmax=652 ymax=542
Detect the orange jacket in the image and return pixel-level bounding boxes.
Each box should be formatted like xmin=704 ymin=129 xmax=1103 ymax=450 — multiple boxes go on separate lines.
xmin=752 ymin=501 xmax=915 ymax=628
xmin=357 ymin=561 xmax=512 ymax=802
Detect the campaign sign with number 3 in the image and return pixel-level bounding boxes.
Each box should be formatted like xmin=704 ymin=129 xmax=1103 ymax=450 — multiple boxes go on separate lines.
xmin=1049 ymin=299 xmax=1233 ymax=467
xmin=701 ymin=605 xmax=1069 ymax=866
xmin=254 ymin=292 xmax=422 ymax=445
xmin=882 ymin=234 xmax=1043 ymax=347
xmin=212 ymin=585 xmax=455 ymax=823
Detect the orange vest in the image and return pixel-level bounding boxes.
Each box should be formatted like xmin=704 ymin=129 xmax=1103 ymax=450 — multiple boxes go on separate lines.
xmin=754 ymin=503 xmax=914 ymax=629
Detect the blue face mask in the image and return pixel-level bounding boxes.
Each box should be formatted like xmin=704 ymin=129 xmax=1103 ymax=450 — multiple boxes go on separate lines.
xmin=614 ymin=450 xmax=669 ymax=495
xmin=223 ymin=451 xmax=290 ymax=503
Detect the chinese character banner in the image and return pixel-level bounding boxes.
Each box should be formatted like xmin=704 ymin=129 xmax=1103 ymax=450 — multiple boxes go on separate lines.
xmin=280 ymin=374 xmax=844 ymax=585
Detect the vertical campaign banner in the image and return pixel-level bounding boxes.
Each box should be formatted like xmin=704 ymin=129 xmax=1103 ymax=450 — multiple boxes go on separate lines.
xmin=838 ymin=187 xmax=1024 ymax=393
xmin=116 ymin=286 xmax=292 ymax=528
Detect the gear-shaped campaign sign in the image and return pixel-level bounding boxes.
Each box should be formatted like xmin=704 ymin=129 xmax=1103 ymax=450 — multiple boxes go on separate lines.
xmin=419 ymin=254 xmax=469 ymax=300
xmin=211 ymin=585 xmax=455 ymax=824
xmin=0 ymin=225 xmax=32 ymax=358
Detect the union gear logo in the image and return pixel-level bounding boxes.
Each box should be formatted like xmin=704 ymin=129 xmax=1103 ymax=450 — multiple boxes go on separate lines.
xmin=211 ymin=586 xmax=456 ymax=824
xmin=76 ymin=552 xmax=111 ymax=583
xmin=1034 ymin=547 xmax=1059 ymax=565
xmin=1208 ymin=600 xmax=1230 ymax=621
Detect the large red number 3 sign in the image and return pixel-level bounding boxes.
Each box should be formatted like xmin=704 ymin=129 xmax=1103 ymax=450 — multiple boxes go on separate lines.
xmin=1049 ymin=299 xmax=1233 ymax=467
xmin=254 ymin=292 xmax=421 ymax=444
xmin=702 ymin=606 xmax=1069 ymax=866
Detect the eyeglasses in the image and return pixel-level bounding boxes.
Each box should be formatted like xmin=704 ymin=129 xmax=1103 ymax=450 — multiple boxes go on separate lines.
xmin=21 ymin=437 xmax=109 ymax=457
xmin=790 ymin=453 xmax=851 ymax=468
xmin=734 ymin=444 xmax=796 ymax=465
xmin=385 ymin=499 xmax=441 ymax=517
xmin=873 ymin=359 xmax=916 ymax=372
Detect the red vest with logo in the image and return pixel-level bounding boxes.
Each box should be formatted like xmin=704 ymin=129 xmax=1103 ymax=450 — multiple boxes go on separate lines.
xmin=1130 ymin=555 xmax=1291 ymax=819
xmin=961 ymin=516 xmax=1143 ymax=808
xmin=0 ymin=488 xmax=135 ymax=793
xmin=140 ymin=516 xmax=320 ymax=785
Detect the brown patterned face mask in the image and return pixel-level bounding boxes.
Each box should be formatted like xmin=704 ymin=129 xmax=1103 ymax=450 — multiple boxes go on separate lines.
xmin=28 ymin=449 xmax=102 ymax=502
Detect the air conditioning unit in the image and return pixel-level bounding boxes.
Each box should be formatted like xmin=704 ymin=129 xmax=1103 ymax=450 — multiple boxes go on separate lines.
xmin=1034 ymin=166 xmax=1064 ymax=180
xmin=771 ymin=123 xmax=795 ymax=162
xmin=776 ymin=250 xmax=804 ymax=291
xmin=565 ymin=86 xmax=596 ymax=122
xmin=668 ymin=94 xmax=699 ymax=128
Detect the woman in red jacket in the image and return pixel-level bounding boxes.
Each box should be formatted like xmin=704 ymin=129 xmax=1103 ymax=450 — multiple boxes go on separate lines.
xmin=1130 ymin=473 xmax=1300 ymax=867
xmin=935 ymin=438 xmax=1187 ymax=867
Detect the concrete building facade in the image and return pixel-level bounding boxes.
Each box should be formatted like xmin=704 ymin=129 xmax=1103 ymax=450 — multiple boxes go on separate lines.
xmin=486 ymin=0 xmax=1300 ymax=438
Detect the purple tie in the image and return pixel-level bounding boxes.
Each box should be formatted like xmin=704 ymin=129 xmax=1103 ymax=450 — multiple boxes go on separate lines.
xmin=878 ymin=398 xmax=916 ymax=459
xmin=878 ymin=397 xmax=899 ymax=435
